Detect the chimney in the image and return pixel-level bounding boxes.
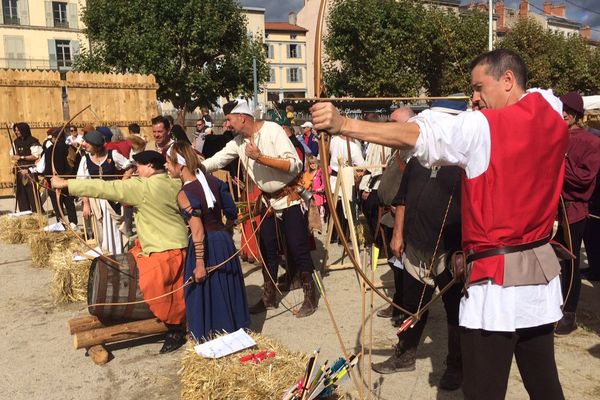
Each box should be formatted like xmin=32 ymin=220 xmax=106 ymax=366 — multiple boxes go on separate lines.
xmin=552 ymin=5 xmax=566 ymax=18
xmin=581 ymin=25 xmax=591 ymax=40
xmin=288 ymin=11 xmax=297 ymax=25
xmin=543 ymin=2 xmax=552 ymax=15
xmin=519 ymin=0 xmax=529 ymax=20
xmin=496 ymin=1 xmax=505 ymax=30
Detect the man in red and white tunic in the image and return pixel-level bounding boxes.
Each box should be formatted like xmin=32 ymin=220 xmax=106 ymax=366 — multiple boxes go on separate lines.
xmin=312 ymin=49 xmax=567 ymax=400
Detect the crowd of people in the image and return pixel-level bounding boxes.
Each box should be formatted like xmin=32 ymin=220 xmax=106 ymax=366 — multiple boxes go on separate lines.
xmin=8 ymin=48 xmax=600 ymax=398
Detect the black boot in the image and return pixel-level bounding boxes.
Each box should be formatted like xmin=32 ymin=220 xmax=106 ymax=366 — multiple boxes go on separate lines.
xmin=296 ymin=272 xmax=318 ymax=318
xmin=555 ymin=311 xmax=577 ymax=335
xmin=372 ymin=320 xmax=424 ymax=374
xmin=159 ymin=324 xmax=186 ymax=354
xmin=249 ymin=270 xmax=278 ymax=314
xmin=439 ymin=324 xmax=462 ymax=390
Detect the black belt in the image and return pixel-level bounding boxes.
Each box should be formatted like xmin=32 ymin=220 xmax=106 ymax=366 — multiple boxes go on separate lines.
xmin=330 ymin=170 xmax=338 ymax=177
xmin=466 ymin=235 xmax=551 ymax=264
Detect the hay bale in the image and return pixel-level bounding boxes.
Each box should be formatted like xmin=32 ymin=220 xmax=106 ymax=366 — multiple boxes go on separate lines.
xmin=28 ymin=232 xmax=71 ymax=268
xmin=50 ymin=242 xmax=92 ymax=304
xmin=180 ymin=332 xmax=310 ymax=400
xmin=0 ymin=214 xmax=47 ymax=244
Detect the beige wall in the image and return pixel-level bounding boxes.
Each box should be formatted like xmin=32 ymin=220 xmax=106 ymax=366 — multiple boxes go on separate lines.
xmin=0 ymin=0 xmax=86 ymax=70
xmin=265 ymin=30 xmax=307 ymax=99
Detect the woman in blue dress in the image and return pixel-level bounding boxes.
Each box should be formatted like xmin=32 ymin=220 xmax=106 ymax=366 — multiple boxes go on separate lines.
xmin=165 ymin=142 xmax=250 ymax=341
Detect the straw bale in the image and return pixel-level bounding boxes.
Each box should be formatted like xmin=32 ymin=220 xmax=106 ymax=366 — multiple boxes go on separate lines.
xmin=27 ymin=232 xmax=71 ymax=268
xmin=180 ymin=332 xmax=311 ymax=400
xmin=0 ymin=214 xmax=47 ymax=244
xmin=50 ymin=242 xmax=92 ymax=304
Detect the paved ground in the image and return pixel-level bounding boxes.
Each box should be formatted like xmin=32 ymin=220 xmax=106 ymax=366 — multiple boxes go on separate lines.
xmin=1 ymin=196 xmax=599 ymax=399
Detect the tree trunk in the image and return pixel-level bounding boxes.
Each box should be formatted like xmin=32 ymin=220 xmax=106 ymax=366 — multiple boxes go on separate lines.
xmin=67 ymin=315 xmax=105 ymax=335
xmin=73 ymin=318 xmax=168 ymax=349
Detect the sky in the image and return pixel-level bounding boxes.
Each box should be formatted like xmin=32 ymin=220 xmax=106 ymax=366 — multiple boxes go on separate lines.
xmin=239 ymin=0 xmax=600 ymax=39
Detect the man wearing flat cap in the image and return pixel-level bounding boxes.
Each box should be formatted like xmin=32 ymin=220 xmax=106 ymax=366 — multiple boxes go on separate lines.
xmin=52 ymin=150 xmax=189 ymax=353
xmin=554 ymin=91 xmax=600 ymax=335
xmin=202 ymin=98 xmax=318 ymax=318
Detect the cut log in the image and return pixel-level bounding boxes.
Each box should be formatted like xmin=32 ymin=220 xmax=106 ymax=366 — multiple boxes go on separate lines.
xmin=73 ymin=318 xmax=168 ymax=349
xmin=67 ymin=315 xmax=105 ymax=335
xmin=88 ymin=345 xmax=109 ymax=365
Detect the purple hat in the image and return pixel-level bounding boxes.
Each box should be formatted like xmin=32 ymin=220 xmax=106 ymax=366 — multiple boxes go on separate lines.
xmin=560 ymin=91 xmax=584 ymax=116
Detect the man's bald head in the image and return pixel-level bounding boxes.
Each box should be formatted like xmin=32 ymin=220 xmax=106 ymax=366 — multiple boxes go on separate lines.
xmin=390 ymin=107 xmax=414 ymax=123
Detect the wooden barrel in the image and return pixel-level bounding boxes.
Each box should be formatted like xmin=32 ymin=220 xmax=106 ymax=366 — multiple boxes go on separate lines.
xmin=87 ymin=252 xmax=155 ymax=322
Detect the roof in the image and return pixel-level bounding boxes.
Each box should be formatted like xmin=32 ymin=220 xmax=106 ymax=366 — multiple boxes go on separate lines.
xmin=265 ymin=22 xmax=308 ymax=33
xmin=546 ymin=15 xmax=582 ymax=29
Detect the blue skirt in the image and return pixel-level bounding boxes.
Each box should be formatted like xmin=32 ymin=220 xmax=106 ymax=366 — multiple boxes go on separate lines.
xmin=184 ymin=230 xmax=250 ymax=341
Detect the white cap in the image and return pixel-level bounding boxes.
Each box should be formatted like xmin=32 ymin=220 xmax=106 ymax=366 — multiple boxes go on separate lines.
xmin=225 ymin=98 xmax=253 ymax=116
xmin=301 ymin=121 xmax=313 ymax=128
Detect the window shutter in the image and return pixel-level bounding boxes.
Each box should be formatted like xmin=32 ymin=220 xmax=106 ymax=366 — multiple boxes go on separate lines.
xmin=298 ymin=68 xmax=303 ymax=83
xmin=70 ymin=40 xmax=80 ymax=63
xmin=45 ymin=1 xmax=53 ymax=27
xmin=287 ymin=44 xmax=291 ymax=58
xmin=68 ymin=3 xmax=78 ymax=29
xmin=297 ymin=44 xmax=301 ymax=58
xmin=18 ymin=0 xmax=30 ymax=25
xmin=286 ymin=68 xmax=291 ymax=82
xmin=48 ymin=39 xmax=57 ymax=69
xmin=0 ymin=4 xmax=3 ymax=22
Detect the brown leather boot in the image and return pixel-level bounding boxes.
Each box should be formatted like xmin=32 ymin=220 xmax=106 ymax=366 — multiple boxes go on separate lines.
xmin=372 ymin=319 xmax=424 ymax=374
xmin=296 ymin=272 xmax=318 ymax=318
xmin=249 ymin=272 xmax=278 ymax=314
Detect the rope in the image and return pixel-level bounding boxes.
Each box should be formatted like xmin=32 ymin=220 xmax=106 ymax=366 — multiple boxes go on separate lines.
xmin=85 ymin=205 xmax=273 ymax=309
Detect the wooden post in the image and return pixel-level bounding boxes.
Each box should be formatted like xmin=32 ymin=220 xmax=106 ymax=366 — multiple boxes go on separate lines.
xmin=87 ymin=345 xmax=110 ymax=365
xmin=73 ymin=318 xmax=168 ymax=349
xmin=67 ymin=315 xmax=104 ymax=335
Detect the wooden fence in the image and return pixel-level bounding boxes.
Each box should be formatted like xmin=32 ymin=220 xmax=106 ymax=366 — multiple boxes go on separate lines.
xmin=0 ymin=69 xmax=158 ymax=197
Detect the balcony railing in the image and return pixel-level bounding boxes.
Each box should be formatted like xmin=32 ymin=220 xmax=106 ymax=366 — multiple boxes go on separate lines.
xmin=0 ymin=57 xmax=73 ymax=70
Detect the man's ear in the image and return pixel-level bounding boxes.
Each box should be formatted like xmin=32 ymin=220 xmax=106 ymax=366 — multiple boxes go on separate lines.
xmin=503 ymin=70 xmax=516 ymax=92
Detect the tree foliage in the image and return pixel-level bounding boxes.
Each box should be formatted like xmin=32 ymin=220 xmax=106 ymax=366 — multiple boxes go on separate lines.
xmin=77 ymin=0 xmax=268 ymax=113
xmin=498 ymin=18 xmax=600 ymax=95
xmin=323 ymin=0 xmax=488 ymax=97
xmin=324 ymin=1 xmax=600 ymax=97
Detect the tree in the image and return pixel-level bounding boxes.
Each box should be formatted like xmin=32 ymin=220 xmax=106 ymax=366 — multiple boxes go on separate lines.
xmin=77 ymin=0 xmax=268 ymax=117
xmin=423 ymin=8 xmax=488 ymax=96
xmin=498 ymin=18 xmax=599 ymax=95
xmin=322 ymin=0 xmax=487 ymax=98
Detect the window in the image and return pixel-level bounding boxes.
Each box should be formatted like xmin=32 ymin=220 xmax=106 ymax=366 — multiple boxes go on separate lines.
xmin=287 ymin=43 xmax=301 ymax=58
xmin=268 ymin=68 xmax=276 ymax=83
xmin=2 ymin=0 xmax=19 ymax=25
xmin=287 ymin=68 xmax=302 ymax=83
xmin=55 ymin=39 xmax=71 ymax=68
xmin=264 ymin=44 xmax=274 ymax=59
xmin=290 ymin=34 xmax=297 ymax=39
xmin=52 ymin=1 xmax=68 ymax=28
xmin=4 ymin=36 xmax=25 ymax=68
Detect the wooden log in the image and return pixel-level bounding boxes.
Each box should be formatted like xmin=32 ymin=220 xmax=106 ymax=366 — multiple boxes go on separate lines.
xmin=73 ymin=318 xmax=168 ymax=349
xmin=87 ymin=345 xmax=109 ymax=365
xmin=67 ymin=315 xmax=104 ymax=335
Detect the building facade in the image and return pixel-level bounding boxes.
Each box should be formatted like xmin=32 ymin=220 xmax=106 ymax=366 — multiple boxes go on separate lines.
xmin=264 ymin=14 xmax=308 ymax=102
xmin=0 ymin=0 xmax=85 ymax=70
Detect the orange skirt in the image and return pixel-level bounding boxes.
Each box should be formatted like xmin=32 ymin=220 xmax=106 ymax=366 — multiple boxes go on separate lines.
xmin=131 ymin=241 xmax=186 ymax=324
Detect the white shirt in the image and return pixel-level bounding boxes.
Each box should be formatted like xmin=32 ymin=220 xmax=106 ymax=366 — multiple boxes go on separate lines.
xmin=411 ymin=89 xmax=564 ymax=331
xmin=359 ymin=143 xmax=392 ymax=192
xmin=329 ymin=135 xmax=365 ymax=197
xmin=76 ymin=149 xmax=131 ymax=178
xmin=201 ymin=121 xmax=303 ymax=211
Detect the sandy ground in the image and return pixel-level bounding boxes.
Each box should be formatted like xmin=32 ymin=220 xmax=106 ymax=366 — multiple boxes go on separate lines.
xmin=1 ymin=197 xmax=600 ymax=400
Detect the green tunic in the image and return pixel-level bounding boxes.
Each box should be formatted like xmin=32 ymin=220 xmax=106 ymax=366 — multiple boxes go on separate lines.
xmin=69 ymin=174 xmax=188 ymax=255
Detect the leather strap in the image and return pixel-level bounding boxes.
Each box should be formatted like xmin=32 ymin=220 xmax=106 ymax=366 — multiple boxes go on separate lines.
xmin=466 ymin=235 xmax=551 ymax=264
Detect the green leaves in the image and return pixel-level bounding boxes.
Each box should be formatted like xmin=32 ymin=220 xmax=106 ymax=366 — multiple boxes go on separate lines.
xmin=498 ymin=18 xmax=600 ymax=95
xmin=76 ymin=0 xmax=268 ymax=111
xmin=323 ymin=0 xmax=487 ymax=97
